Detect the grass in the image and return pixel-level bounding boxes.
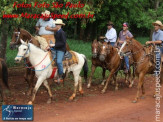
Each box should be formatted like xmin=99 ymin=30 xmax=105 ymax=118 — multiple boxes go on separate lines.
xmin=6 ymin=36 xmax=149 ymax=78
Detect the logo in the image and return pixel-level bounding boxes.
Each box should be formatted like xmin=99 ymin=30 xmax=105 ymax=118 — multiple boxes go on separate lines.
xmin=2 ymin=105 xmax=33 ymax=121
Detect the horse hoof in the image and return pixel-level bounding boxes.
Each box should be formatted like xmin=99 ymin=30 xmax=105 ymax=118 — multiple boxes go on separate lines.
xmin=129 ymin=84 xmax=133 ymax=88
xmin=101 ymin=90 xmax=106 ymax=94
xmin=69 ymin=96 xmax=74 ymax=101
xmin=140 ymin=96 xmax=145 ymax=99
xmin=132 ymin=100 xmax=137 ymax=103
xmin=115 ymin=87 xmax=118 ymax=91
xmin=79 ymin=90 xmax=84 ymax=95
xmin=101 ymin=82 xmax=105 ymax=86
xmin=87 ymin=84 xmax=91 ymax=89
xmin=47 ymin=99 xmax=52 ymax=104
xmin=28 ymin=101 xmax=33 ymax=105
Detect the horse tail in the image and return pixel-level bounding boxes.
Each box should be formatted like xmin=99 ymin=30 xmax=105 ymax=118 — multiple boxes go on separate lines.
xmin=81 ymin=54 xmax=88 ymax=82
xmin=1 ymin=60 xmax=9 ymax=89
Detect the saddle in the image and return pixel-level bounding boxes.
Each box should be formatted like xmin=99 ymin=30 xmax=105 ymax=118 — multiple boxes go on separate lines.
xmin=53 ymin=51 xmax=78 ymax=68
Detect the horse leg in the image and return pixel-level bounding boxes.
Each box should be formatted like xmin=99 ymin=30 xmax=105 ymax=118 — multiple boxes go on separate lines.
xmin=101 ymin=68 xmax=106 ymax=86
xmin=129 ymin=66 xmax=135 ymax=88
xmin=101 ymin=70 xmax=114 ymax=93
xmin=87 ymin=64 xmax=96 ymax=88
xmin=69 ymin=75 xmax=79 ymax=100
xmin=27 ymin=71 xmax=35 ymax=96
xmin=114 ymin=73 xmax=118 ymax=91
xmin=133 ymin=72 xmax=145 ymax=103
xmin=28 ymin=77 xmax=45 ymax=105
xmin=78 ymin=76 xmax=84 ymax=95
xmin=140 ymin=82 xmax=145 ymax=99
xmin=0 ymin=85 xmax=3 ymax=103
xmin=43 ymin=80 xmax=53 ymax=104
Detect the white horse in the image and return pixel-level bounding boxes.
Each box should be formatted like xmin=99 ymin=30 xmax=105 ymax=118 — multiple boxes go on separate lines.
xmin=15 ymin=39 xmax=88 ymax=104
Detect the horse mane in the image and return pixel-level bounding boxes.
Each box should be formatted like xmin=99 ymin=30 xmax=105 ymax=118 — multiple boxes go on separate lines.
xmin=131 ymin=38 xmax=143 ymax=48
xmin=20 ymin=28 xmax=32 ymax=37
xmin=29 ymin=43 xmax=45 ymax=53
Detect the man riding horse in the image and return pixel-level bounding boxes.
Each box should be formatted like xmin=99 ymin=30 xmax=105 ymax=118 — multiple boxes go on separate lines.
xmin=116 ymin=22 xmax=133 ymax=74
xmin=146 ymin=20 xmax=163 ymax=65
xmin=35 ymin=10 xmax=56 ymax=44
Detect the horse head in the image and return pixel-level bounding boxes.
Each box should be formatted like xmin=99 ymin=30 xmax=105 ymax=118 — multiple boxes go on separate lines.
xmin=10 ymin=27 xmax=22 ymax=50
xmin=99 ymin=41 xmax=112 ymax=61
xmin=15 ymin=39 xmax=30 ymax=63
xmin=118 ymin=36 xmax=133 ymax=58
xmin=92 ymin=39 xmax=100 ymax=58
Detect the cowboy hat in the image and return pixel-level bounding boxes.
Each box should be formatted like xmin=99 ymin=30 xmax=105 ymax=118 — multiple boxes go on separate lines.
xmin=41 ymin=10 xmax=50 ymax=16
xmin=152 ymin=20 xmax=163 ymax=29
xmin=54 ymin=19 xmax=65 ymax=26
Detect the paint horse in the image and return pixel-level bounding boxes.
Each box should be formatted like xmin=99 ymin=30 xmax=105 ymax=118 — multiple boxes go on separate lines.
xmin=10 ymin=28 xmax=71 ymax=95
xmin=0 ymin=58 xmax=9 ymax=103
xmin=119 ymin=37 xmax=163 ymax=103
xmin=15 ymin=39 xmax=88 ymax=104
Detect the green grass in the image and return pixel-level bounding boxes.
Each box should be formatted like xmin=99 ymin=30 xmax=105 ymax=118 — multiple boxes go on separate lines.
xmin=6 ymin=37 xmax=149 ymax=78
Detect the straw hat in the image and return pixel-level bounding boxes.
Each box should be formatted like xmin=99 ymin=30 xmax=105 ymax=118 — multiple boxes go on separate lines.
xmin=54 ymin=19 xmax=65 ymax=26
xmin=41 ymin=10 xmax=50 ymax=16
xmin=152 ymin=20 xmax=163 ymax=29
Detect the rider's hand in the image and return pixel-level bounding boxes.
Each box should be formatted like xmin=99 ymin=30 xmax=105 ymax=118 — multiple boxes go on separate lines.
xmin=146 ymin=41 xmax=152 ymax=45
xmin=45 ymin=26 xmax=51 ymax=31
xmin=49 ymin=44 xmax=55 ymax=47
xmin=46 ymin=46 xmax=50 ymax=51
xmin=99 ymin=36 xmax=106 ymax=40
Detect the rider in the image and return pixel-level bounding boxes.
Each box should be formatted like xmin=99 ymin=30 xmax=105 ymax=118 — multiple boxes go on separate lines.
xmin=35 ymin=10 xmax=57 ymax=44
xmin=100 ymin=21 xmax=117 ymax=46
xmin=116 ymin=22 xmax=133 ymax=74
xmin=48 ymin=19 xmax=66 ymax=83
xmin=146 ymin=20 xmax=163 ymax=64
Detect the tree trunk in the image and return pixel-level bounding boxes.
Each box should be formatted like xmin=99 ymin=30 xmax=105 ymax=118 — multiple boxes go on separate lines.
xmin=0 ymin=19 xmax=9 ymax=60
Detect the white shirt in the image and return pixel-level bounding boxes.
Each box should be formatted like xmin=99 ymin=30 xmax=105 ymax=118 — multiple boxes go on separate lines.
xmin=104 ymin=28 xmax=117 ymax=42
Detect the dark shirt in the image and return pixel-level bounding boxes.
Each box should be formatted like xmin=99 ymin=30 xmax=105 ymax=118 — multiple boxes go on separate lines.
xmin=54 ymin=28 xmax=66 ymax=52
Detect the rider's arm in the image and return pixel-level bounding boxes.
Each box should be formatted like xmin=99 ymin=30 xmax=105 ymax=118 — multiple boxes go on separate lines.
xmin=146 ymin=40 xmax=162 ymax=45
xmin=45 ymin=26 xmax=58 ymax=32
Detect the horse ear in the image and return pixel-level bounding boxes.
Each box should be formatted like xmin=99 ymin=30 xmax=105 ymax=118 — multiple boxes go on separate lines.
xmin=107 ymin=41 xmax=110 ymax=45
xmin=18 ymin=27 xmax=20 ymax=32
xmin=20 ymin=39 xmax=25 ymax=44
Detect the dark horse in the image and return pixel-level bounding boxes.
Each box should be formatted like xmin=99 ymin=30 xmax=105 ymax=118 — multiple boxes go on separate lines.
xmin=87 ymin=39 xmax=107 ymax=88
xmin=10 ymin=28 xmax=40 ymax=95
xmin=119 ymin=37 xmax=163 ymax=103
xmin=0 ymin=58 xmax=9 ymax=103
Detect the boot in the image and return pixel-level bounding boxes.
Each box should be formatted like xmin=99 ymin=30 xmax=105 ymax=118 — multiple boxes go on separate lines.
xmin=54 ymin=74 xmax=64 ymax=83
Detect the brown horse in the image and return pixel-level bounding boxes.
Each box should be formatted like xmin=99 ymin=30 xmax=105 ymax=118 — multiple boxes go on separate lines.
xmin=0 ymin=58 xmax=9 ymax=103
xmin=87 ymin=39 xmax=107 ymax=88
xmin=99 ymin=42 xmax=121 ymax=93
xmin=10 ymin=28 xmax=40 ymax=96
xmin=119 ymin=37 xmax=163 ymax=103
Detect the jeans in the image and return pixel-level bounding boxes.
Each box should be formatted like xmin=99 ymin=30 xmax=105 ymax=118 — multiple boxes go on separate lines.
xmin=51 ymin=49 xmax=64 ymax=75
xmin=110 ymin=42 xmax=115 ymax=47
xmin=124 ymin=56 xmax=130 ymax=70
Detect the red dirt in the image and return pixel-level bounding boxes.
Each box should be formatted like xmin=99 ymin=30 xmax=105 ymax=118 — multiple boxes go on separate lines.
xmin=0 ymin=69 xmax=162 ymax=122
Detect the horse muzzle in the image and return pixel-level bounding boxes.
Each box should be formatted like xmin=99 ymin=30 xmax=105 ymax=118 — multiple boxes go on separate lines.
xmin=99 ymin=54 xmax=106 ymax=61
xmin=9 ymin=43 xmax=16 ymax=50
xmin=14 ymin=57 xmax=21 ymax=63
xmin=92 ymin=53 xmax=97 ymax=58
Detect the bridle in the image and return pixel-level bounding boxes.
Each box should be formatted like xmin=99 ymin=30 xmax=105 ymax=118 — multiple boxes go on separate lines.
xmin=16 ymin=44 xmax=30 ymax=58
xmin=11 ymin=31 xmax=32 ymax=46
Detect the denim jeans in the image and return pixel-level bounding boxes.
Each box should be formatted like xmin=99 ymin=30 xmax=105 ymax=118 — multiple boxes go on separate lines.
xmin=124 ymin=56 xmax=130 ymax=70
xmin=110 ymin=42 xmax=115 ymax=47
xmin=51 ymin=49 xmax=64 ymax=75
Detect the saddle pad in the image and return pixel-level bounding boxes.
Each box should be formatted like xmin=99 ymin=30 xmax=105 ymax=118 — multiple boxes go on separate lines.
xmin=53 ymin=51 xmax=78 ymax=68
